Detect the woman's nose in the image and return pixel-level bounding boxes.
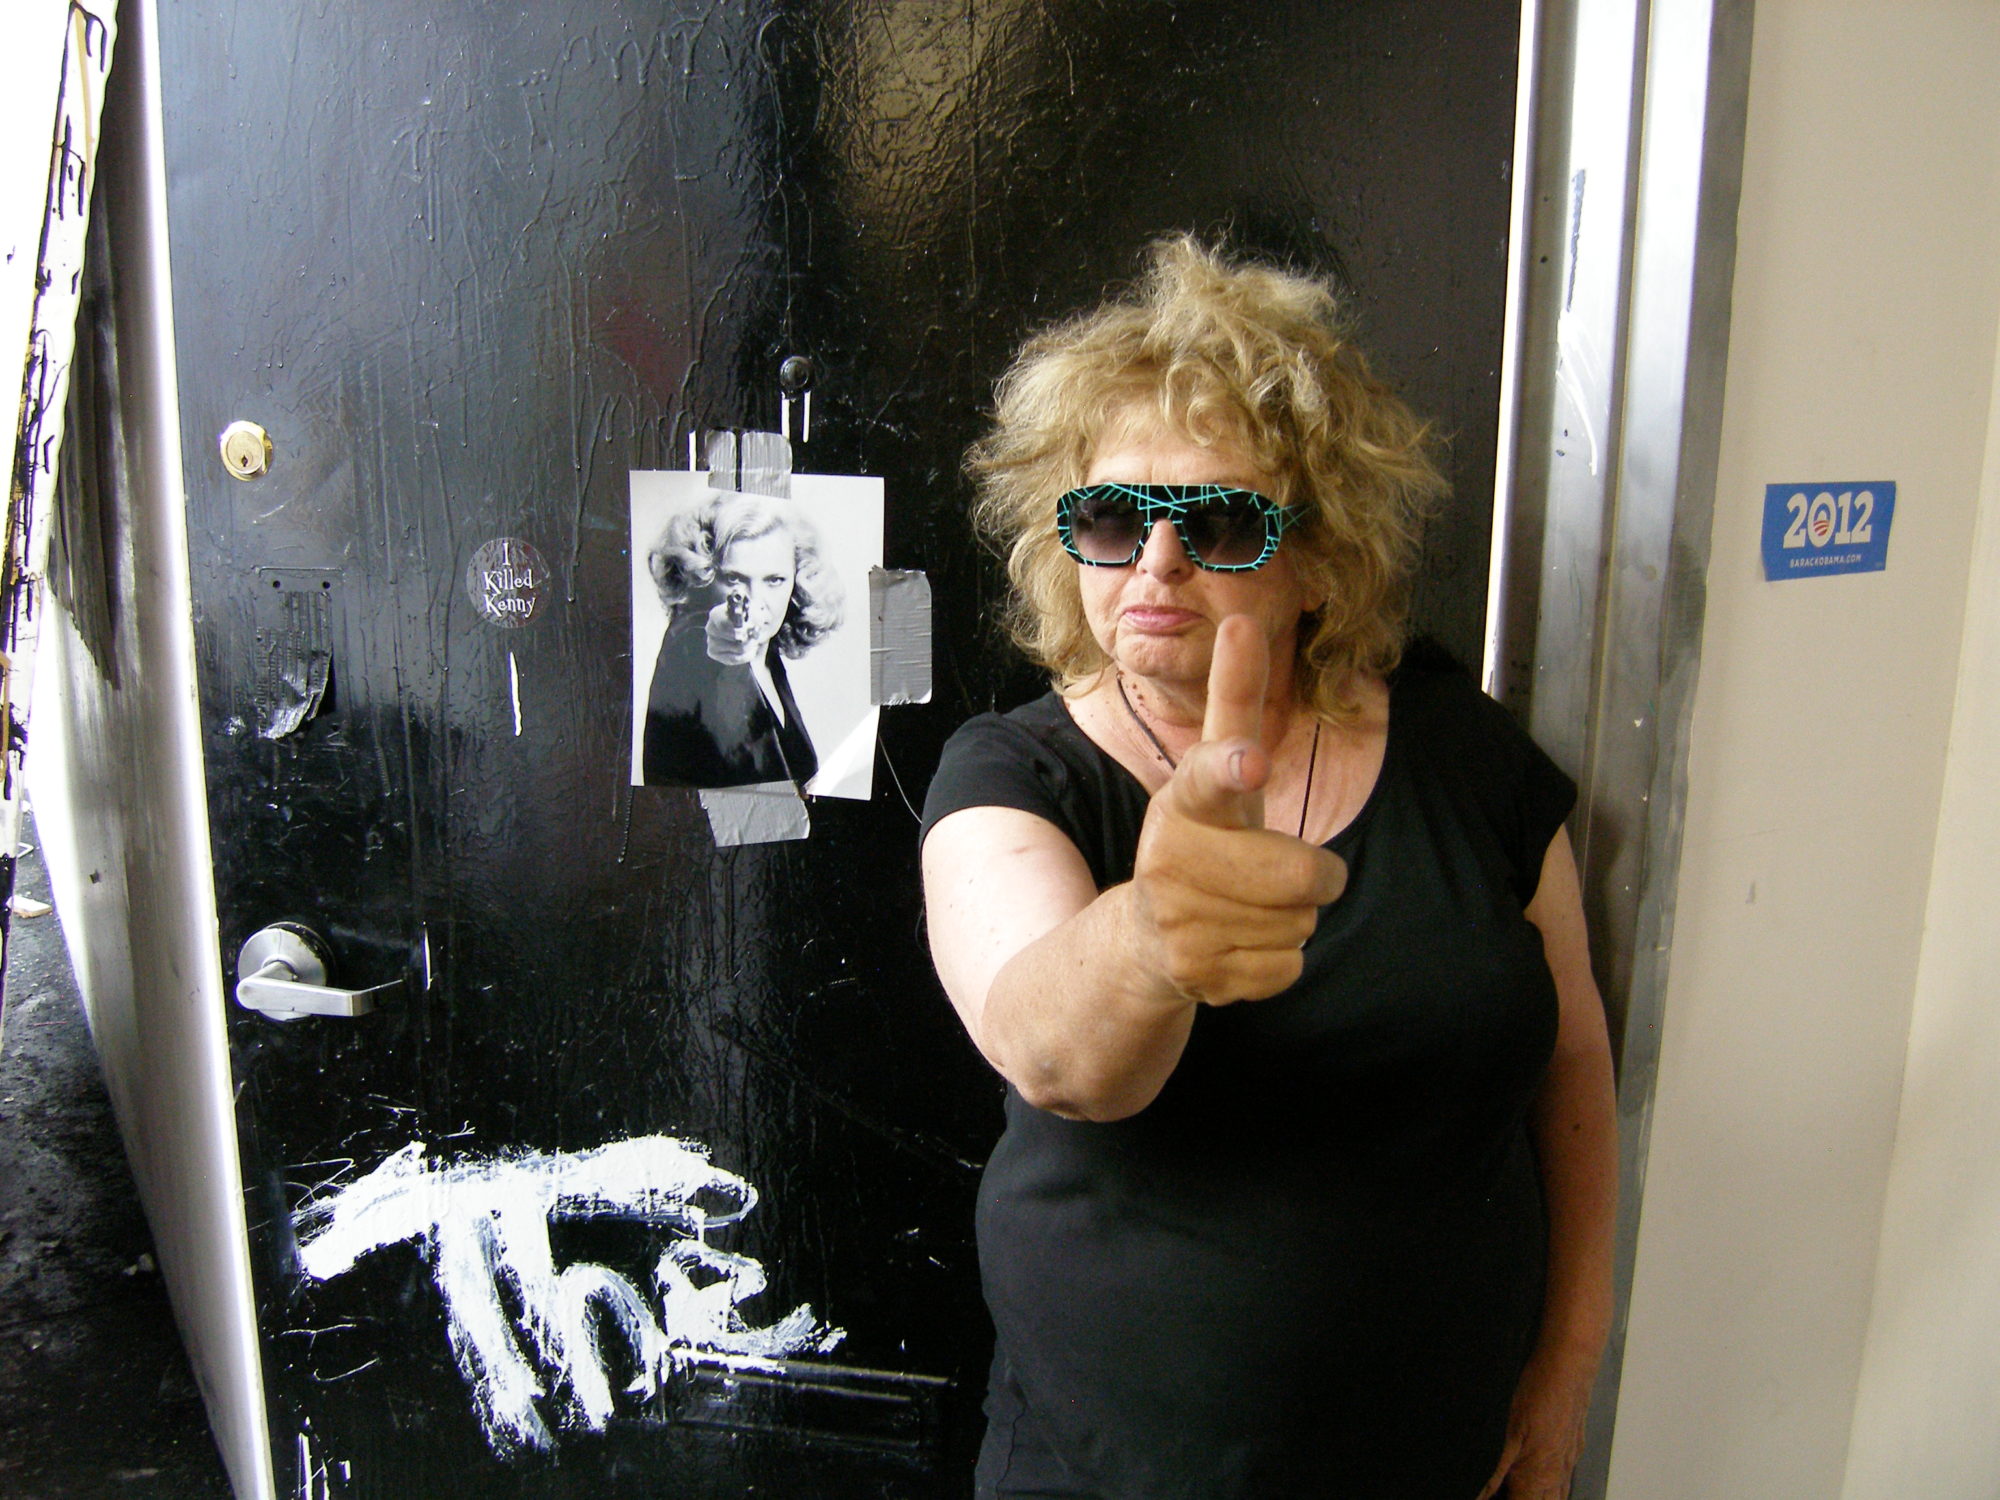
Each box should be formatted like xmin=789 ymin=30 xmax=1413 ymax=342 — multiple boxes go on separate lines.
xmin=1135 ymin=519 xmax=1193 ymax=578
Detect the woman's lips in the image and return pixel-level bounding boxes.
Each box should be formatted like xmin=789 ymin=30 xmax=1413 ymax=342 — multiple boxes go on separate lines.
xmin=1120 ymin=605 xmax=1202 ymax=633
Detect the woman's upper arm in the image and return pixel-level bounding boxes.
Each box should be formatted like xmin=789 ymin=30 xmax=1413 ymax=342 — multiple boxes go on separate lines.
xmin=1522 ymin=826 xmax=1607 ymax=1055
xmin=922 ymin=805 xmax=1101 ymax=1056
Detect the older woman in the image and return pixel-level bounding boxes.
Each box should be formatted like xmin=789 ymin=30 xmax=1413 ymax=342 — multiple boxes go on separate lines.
xmin=642 ymin=491 xmax=842 ymax=788
xmin=921 ymin=240 xmax=1616 ymax=1499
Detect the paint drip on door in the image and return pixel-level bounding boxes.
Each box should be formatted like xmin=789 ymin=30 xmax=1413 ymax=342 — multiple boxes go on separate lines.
xmin=292 ymin=1135 xmax=843 ymax=1456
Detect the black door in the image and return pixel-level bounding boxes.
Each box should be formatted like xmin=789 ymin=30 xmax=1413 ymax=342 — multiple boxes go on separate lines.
xmin=160 ymin=3 xmax=1519 ymax=1494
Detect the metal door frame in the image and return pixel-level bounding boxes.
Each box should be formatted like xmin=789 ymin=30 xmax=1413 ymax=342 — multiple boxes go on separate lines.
xmin=1488 ymin=1 xmax=1756 ymax=1492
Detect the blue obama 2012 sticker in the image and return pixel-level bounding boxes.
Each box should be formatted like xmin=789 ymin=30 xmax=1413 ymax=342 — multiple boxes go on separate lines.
xmin=1761 ymin=482 xmax=1895 ymax=580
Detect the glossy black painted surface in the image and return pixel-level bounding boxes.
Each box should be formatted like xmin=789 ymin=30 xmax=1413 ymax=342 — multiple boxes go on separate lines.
xmin=159 ymin=3 xmax=1518 ymax=1493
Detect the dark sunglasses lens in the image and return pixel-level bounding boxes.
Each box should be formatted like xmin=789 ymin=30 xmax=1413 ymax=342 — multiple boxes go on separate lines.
xmin=1068 ymin=494 xmax=1146 ymax=562
xmin=1180 ymin=499 xmax=1271 ymax=567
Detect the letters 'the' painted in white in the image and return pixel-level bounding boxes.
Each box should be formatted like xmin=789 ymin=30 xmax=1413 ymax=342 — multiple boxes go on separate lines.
xmin=293 ymin=1136 xmax=843 ymax=1456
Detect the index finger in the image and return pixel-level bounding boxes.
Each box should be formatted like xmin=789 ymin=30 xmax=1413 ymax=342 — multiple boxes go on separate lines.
xmin=1200 ymin=615 xmax=1269 ymax=747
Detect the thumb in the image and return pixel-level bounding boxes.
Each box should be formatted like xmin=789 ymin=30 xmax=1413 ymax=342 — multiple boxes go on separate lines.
xmin=1168 ymin=736 xmax=1269 ymax=831
xmin=1476 ymin=1420 xmax=1526 ymax=1500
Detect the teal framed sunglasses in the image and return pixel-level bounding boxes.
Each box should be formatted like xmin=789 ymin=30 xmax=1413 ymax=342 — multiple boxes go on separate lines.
xmin=1055 ymin=483 xmax=1300 ymax=572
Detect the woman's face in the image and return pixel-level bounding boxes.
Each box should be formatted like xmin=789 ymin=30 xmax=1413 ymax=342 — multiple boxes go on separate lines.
xmin=715 ymin=527 xmax=797 ymax=646
xmin=1075 ymin=418 xmax=1320 ymax=698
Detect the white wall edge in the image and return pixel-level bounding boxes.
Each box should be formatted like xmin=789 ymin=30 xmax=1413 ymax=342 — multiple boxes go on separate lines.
xmin=22 ymin=0 xmax=275 ymax=1494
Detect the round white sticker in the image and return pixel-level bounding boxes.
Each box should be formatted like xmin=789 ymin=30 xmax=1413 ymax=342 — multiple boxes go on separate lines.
xmin=465 ymin=537 xmax=550 ymax=628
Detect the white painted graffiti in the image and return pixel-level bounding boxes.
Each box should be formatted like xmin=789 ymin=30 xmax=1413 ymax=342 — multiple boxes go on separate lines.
xmin=292 ymin=1136 xmax=844 ymax=1456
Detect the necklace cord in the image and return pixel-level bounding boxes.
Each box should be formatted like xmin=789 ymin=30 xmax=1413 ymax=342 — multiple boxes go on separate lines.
xmin=1116 ymin=675 xmax=1181 ymax=769
xmin=1116 ymin=675 xmax=1320 ymax=839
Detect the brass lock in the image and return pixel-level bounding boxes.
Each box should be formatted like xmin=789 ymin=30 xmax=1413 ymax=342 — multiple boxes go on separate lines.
xmin=219 ymin=420 xmax=272 ymax=480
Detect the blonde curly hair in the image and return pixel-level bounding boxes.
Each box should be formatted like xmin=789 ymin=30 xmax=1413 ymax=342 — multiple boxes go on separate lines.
xmin=647 ymin=492 xmax=844 ymax=658
xmin=965 ymin=236 xmax=1446 ymax=720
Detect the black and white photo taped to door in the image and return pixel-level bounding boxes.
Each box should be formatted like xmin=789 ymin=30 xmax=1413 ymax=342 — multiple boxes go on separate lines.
xmin=629 ymin=449 xmax=883 ymax=805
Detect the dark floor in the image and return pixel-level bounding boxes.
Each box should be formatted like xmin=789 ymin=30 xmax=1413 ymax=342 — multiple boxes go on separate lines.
xmin=0 ymin=808 xmax=234 ymax=1499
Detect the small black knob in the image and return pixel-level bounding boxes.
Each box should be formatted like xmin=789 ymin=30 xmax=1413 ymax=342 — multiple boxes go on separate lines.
xmin=778 ymin=355 xmax=814 ymax=395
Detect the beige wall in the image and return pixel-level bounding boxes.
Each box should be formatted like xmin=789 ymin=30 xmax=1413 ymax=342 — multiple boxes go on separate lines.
xmin=1840 ymin=267 xmax=2000 ymax=1500
xmin=1607 ymin=3 xmax=2000 ymax=1497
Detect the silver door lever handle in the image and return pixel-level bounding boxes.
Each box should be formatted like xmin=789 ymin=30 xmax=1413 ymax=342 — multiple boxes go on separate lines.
xmin=235 ymin=923 xmax=404 ymax=1020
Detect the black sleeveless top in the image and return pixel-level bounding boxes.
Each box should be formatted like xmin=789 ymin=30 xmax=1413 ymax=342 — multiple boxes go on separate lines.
xmin=920 ymin=648 xmax=1576 ymax=1499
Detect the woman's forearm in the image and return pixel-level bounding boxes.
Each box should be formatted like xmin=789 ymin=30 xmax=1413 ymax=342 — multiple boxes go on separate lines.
xmin=975 ymin=883 xmax=1199 ymax=1122
xmin=1528 ymin=1021 xmax=1618 ymax=1362
xmin=926 ymin=641 xmax=1344 ymax=1123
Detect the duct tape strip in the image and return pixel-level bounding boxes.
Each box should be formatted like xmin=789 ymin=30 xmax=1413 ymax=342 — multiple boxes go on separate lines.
xmin=698 ymin=783 xmax=811 ymax=846
xmin=253 ymin=581 xmax=334 ymax=739
xmin=704 ymin=429 xmax=792 ymax=500
xmin=869 ymin=568 xmax=931 ymax=706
